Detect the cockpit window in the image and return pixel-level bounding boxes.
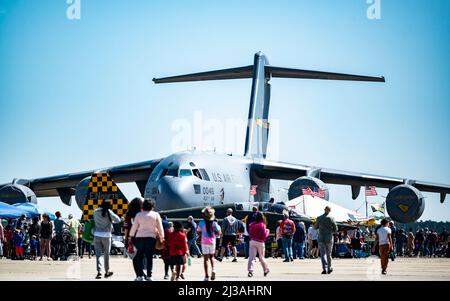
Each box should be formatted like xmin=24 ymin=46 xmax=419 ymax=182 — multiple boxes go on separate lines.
xmin=192 ymin=169 xmax=202 ymax=180
xmin=179 ymin=169 xmax=192 ymax=177
xmin=199 ymin=169 xmax=210 ymax=181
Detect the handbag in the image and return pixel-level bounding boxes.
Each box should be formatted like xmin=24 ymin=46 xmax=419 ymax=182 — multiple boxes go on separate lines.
xmin=155 ymin=236 xmax=165 ymax=250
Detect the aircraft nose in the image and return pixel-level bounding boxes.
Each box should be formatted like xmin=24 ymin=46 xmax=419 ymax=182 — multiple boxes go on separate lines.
xmin=152 ymin=177 xmax=186 ymax=210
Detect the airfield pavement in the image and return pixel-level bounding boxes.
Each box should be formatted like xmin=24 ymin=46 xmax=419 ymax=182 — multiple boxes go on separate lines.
xmin=0 ymin=256 xmax=449 ymax=281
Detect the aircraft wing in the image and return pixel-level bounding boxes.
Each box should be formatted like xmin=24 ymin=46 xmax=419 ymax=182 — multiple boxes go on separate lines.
xmin=252 ymin=160 xmax=450 ymax=202
xmin=0 ymin=158 xmax=163 ymax=198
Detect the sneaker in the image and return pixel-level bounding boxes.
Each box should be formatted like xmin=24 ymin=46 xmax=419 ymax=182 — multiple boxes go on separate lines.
xmin=180 ymin=273 xmax=185 ymax=280
xmin=164 ymin=275 xmax=169 ymax=280
xmin=328 ymin=268 xmax=333 ymax=274
xmin=104 ymin=271 xmax=113 ymax=278
xmin=248 ymin=272 xmax=253 ymax=277
xmin=216 ymin=257 xmax=223 ymax=262
xmin=203 ymin=277 xmax=209 ymax=281
xmin=264 ymin=270 xmax=270 ymax=277
xmin=96 ymin=273 xmax=102 ymax=279
xmin=283 ymin=259 xmax=290 ymax=262
xmin=134 ymin=276 xmax=143 ymax=281
xmin=290 ymin=257 xmax=294 ymax=262
xmin=211 ymin=271 xmax=216 ymax=281
xmin=321 ymin=270 xmax=327 ymax=275
xmin=171 ymin=273 xmax=176 ymax=281
xmin=382 ymin=270 xmax=387 ymax=275
xmin=197 ymin=255 xmax=202 ymax=258
xmin=145 ymin=276 xmax=153 ymax=281
xmin=232 ymin=258 xmax=237 ymax=262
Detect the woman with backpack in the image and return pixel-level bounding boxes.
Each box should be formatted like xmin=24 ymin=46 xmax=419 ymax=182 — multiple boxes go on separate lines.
xmin=197 ymin=207 xmax=221 ymax=281
xmin=247 ymin=212 xmax=270 ymax=277
xmin=280 ymin=213 xmax=296 ymax=262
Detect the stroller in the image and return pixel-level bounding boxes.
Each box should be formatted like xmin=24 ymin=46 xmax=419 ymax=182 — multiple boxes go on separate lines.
xmin=52 ymin=229 xmax=78 ymax=260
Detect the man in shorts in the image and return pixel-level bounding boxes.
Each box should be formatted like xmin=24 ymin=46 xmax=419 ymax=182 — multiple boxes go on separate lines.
xmin=218 ymin=208 xmax=238 ymax=262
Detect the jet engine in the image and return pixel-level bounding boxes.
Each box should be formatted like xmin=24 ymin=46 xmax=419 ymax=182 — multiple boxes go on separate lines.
xmin=0 ymin=184 xmax=37 ymax=205
xmin=75 ymin=177 xmax=91 ymax=210
xmin=288 ymin=176 xmax=329 ymax=201
xmin=386 ymin=184 xmax=425 ymax=223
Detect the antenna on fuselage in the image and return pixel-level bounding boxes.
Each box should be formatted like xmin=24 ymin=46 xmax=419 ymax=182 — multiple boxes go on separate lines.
xmin=153 ymin=52 xmax=385 ymax=159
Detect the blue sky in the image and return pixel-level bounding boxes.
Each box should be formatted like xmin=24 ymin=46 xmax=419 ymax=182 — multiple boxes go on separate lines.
xmin=0 ymin=0 xmax=449 ymax=221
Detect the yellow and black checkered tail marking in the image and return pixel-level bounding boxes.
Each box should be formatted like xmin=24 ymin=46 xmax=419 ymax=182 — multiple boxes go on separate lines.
xmin=81 ymin=171 xmax=128 ymax=220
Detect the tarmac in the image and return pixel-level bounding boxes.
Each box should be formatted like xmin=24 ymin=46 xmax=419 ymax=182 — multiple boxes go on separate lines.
xmin=1 ymin=256 xmax=449 ymax=281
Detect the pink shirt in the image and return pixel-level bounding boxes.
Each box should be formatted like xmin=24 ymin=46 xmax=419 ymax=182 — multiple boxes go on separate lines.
xmin=249 ymin=222 xmax=269 ymax=243
xmin=129 ymin=210 xmax=164 ymax=239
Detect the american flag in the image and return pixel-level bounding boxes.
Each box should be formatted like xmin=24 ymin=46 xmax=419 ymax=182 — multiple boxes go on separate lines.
xmin=302 ymin=187 xmax=326 ymax=198
xmin=365 ymin=186 xmax=378 ymax=196
xmin=249 ymin=185 xmax=257 ymax=196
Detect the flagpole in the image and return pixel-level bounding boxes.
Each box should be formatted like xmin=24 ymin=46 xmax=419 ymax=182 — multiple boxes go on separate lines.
xmin=365 ymin=186 xmax=368 ymax=218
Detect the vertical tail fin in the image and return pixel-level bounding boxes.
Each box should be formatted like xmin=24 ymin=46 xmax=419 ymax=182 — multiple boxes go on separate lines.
xmin=79 ymin=171 xmax=128 ymax=220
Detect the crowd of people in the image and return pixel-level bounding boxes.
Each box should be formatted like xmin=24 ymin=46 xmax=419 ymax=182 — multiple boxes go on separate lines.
xmin=1 ymin=198 xmax=450 ymax=280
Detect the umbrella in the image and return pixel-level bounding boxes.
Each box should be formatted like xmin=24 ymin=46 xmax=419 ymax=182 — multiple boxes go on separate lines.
xmin=0 ymin=201 xmax=30 ymax=219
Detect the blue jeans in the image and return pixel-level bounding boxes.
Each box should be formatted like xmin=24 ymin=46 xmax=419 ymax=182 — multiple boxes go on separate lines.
xmin=188 ymin=237 xmax=202 ymax=256
xmin=244 ymin=236 xmax=250 ymax=258
xmin=292 ymin=241 xmax=305 ymax=259
xmin=281 ymin=236 xmax=293 ymax=259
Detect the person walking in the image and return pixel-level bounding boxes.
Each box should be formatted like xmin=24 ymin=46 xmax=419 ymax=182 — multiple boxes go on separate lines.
xmin=280 ymin=213 xmax=296 ymax=262
xmin=247 ymin=212 xmax=270 ymax=277
xmin=293 ymin=221 xmax=306 ymax=259
xmin=168 ymin=221 xmax=189 ymax=281
xmin=244 ymin=206 xmax=258 ymax=259
xmin=315 ymin=206 xmax=337 ymax=274
xmin=67 ymin=214 xmax=81 ymax=256
xmin=39 ymin=214 xmax=53 ymax=261
xmin=406 ymin=228 xmax=415 ymax=256
xmin=123 ymin=198 xmax=143 ymax=270
xmin=197 ymin=207 xmax=221 ymax=281
xmin=307 ymin=224 xmax=320 ymax=258
xmin=129 ymin=199 xmax=165 ymax=281
xmin=218 ymin=208 xmax=238 ymax=262
xmin=161 ymin=222 xmax=174 ymax=279
xmin=93 ymin=199 xmax=121 ymax=279
xmin=186 ymin=216 xmax=202 ymax=258
xmin=376 ymin=219 xmax=393 ymax=275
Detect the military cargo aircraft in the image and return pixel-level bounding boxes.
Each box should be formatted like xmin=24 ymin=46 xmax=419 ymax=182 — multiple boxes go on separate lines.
xmin=1 ymin=52 xmax=449 ymax=225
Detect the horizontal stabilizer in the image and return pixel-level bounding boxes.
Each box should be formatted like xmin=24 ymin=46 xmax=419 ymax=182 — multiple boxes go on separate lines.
xmin=266 ymin=66 xmax=385 ymax=82
xmin=153 ymin=65 xmax=253 ymax=84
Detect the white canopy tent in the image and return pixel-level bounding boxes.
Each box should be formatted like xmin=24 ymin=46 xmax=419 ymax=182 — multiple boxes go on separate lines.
xmin=286 ymin=195 xmax=366 ymax=223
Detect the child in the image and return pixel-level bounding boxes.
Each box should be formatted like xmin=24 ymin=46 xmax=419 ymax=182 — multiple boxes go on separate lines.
xmin=161 ymin=222 xmax=174 ymax=280
xmin=197 ymin=207 xmax=221 ymax=281
xmin=168 ymin=221 xmax=189 ymax=281
xmin=13 ymin=229 xmax=24 ymax=260
xmin=30 ymin=235 xmax=39 ymax=260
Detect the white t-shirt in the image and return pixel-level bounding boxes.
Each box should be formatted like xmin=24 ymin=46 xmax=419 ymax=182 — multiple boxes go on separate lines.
xmin=308 ymin=227 xmax=319 ymax=240
xmin=377 ymin=226 xmax=392 ymax=246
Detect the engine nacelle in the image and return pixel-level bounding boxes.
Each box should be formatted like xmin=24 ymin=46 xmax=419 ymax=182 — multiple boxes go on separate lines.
xmin=75 ymin=177 xmax=91 ymax=210
xmin=288 ymin=176 xmax=329 ymax=201
xmin=386 ymin=184 xmax=425 ymax=223
xmin=0 ymin=184 xmax=37 ymax=205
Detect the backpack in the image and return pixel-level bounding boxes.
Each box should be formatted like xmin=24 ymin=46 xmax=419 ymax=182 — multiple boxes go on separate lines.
xmin=282 ymin=220 xmax=294 ymax=235
xmin=236 ymin=220 xmax=245 ymax=234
